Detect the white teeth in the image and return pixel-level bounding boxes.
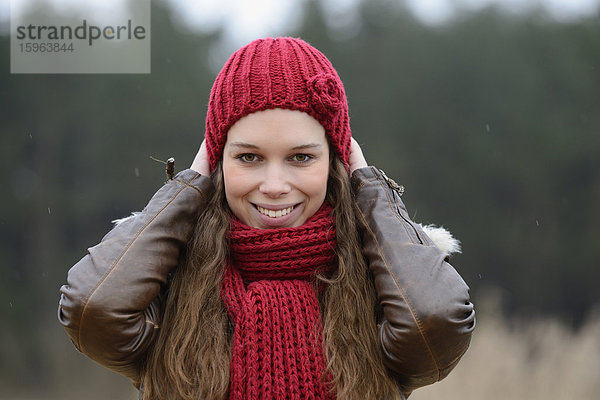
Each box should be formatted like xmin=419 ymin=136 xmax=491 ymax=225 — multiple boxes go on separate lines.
xmin=257 ymin=206 xmax=294 ymax=218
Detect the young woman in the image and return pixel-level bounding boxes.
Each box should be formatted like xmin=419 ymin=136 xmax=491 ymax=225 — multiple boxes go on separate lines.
xmin=59 ymin=37 xmax=475 ymax=400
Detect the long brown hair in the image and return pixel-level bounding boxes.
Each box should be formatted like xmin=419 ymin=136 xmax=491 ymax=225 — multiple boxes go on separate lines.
xmin=141 ymin=156 xmax=401 ymax=399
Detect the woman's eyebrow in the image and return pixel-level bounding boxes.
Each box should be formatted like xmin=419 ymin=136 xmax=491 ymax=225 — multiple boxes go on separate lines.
xmin=290 ymin=143 xmax=323 ymax=151
xmin=228 ymin=142 xmax=259 ymax=149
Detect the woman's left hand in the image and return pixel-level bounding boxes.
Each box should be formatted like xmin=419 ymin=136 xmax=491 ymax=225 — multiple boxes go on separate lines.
xmin=190 ymin=139 xmax=210 ymax=176
xmin=349 ymin=137 xmax=368 ymax=174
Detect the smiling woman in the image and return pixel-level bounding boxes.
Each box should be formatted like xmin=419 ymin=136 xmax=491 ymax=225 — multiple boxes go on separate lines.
xmin=58 ymin=37 xmax=475 ymax=400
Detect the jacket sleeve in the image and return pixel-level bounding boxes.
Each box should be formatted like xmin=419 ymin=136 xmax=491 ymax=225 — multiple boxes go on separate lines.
xmin=351 ymin=166 xmax=475 ymax=394
xmin=57 ymin=169 xmax=213 ymax=384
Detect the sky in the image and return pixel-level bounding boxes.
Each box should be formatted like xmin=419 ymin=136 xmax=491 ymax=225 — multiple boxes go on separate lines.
xmin=3 ymin=0 xmax=599 ymax=45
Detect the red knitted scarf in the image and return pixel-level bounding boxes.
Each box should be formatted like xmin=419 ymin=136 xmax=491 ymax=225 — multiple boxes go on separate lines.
xmin=221 ymin=203 xmax=337 ymax=400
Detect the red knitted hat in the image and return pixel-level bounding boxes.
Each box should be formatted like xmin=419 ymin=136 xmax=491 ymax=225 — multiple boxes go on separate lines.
xmin=205 ymin=37 xmax=351 ymax=171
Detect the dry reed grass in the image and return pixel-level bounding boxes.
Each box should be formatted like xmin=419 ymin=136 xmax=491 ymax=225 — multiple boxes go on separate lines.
xmin=411 ymin=302 xmax=600 ymax=400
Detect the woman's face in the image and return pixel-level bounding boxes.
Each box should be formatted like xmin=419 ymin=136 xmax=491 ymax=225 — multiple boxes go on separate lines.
xmin=222 ymin=108 xmax=330 ymax=229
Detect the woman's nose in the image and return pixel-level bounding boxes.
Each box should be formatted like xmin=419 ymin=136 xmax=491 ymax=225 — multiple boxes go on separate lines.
xmin=259 ymin=164 xmax=292 ymax=197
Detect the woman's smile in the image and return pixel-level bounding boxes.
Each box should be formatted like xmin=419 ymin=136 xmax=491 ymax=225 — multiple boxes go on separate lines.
xmin=255 ymin=204 xmax=295 ymax=218
xmin=248 ymin=202 xmax=306 ymax=228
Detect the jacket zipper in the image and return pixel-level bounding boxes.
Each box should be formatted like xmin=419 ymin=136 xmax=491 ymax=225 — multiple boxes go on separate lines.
xmin=379 ymin=169 xmax=423 ymax=245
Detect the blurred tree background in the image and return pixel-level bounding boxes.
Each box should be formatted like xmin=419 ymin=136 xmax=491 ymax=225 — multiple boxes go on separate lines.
xmin=1 ymin=0 xmax=599 ymax=398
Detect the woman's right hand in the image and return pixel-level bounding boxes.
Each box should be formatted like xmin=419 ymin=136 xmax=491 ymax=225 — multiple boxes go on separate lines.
xmin=349 ymin=137 xmax=368 ymax=174
xmin=190 ymin=139 xmax=210 ymax=176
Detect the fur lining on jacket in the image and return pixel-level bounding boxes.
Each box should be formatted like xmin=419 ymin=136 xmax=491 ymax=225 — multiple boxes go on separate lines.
xmin=111 ymin=212 xmax=140 ymax=226
xmin=418 ymin=224 xmax=462 ymax=256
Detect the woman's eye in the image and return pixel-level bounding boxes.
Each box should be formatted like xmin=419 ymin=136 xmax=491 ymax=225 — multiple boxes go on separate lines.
xmin=237 ymin=153 xmax=258 ymax=162
xmin=292 ymin=154 xmax=312 ymax=162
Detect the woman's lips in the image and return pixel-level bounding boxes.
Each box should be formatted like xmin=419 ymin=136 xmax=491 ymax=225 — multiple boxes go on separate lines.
xmin=251 ymin=202 xmax=303 ymax=228
xmin=256 ymin=205 xmax=294 ymax=218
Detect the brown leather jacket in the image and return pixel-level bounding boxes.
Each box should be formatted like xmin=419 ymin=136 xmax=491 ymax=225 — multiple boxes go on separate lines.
xmin=58 ymin=167 xmax=475 ymax=396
